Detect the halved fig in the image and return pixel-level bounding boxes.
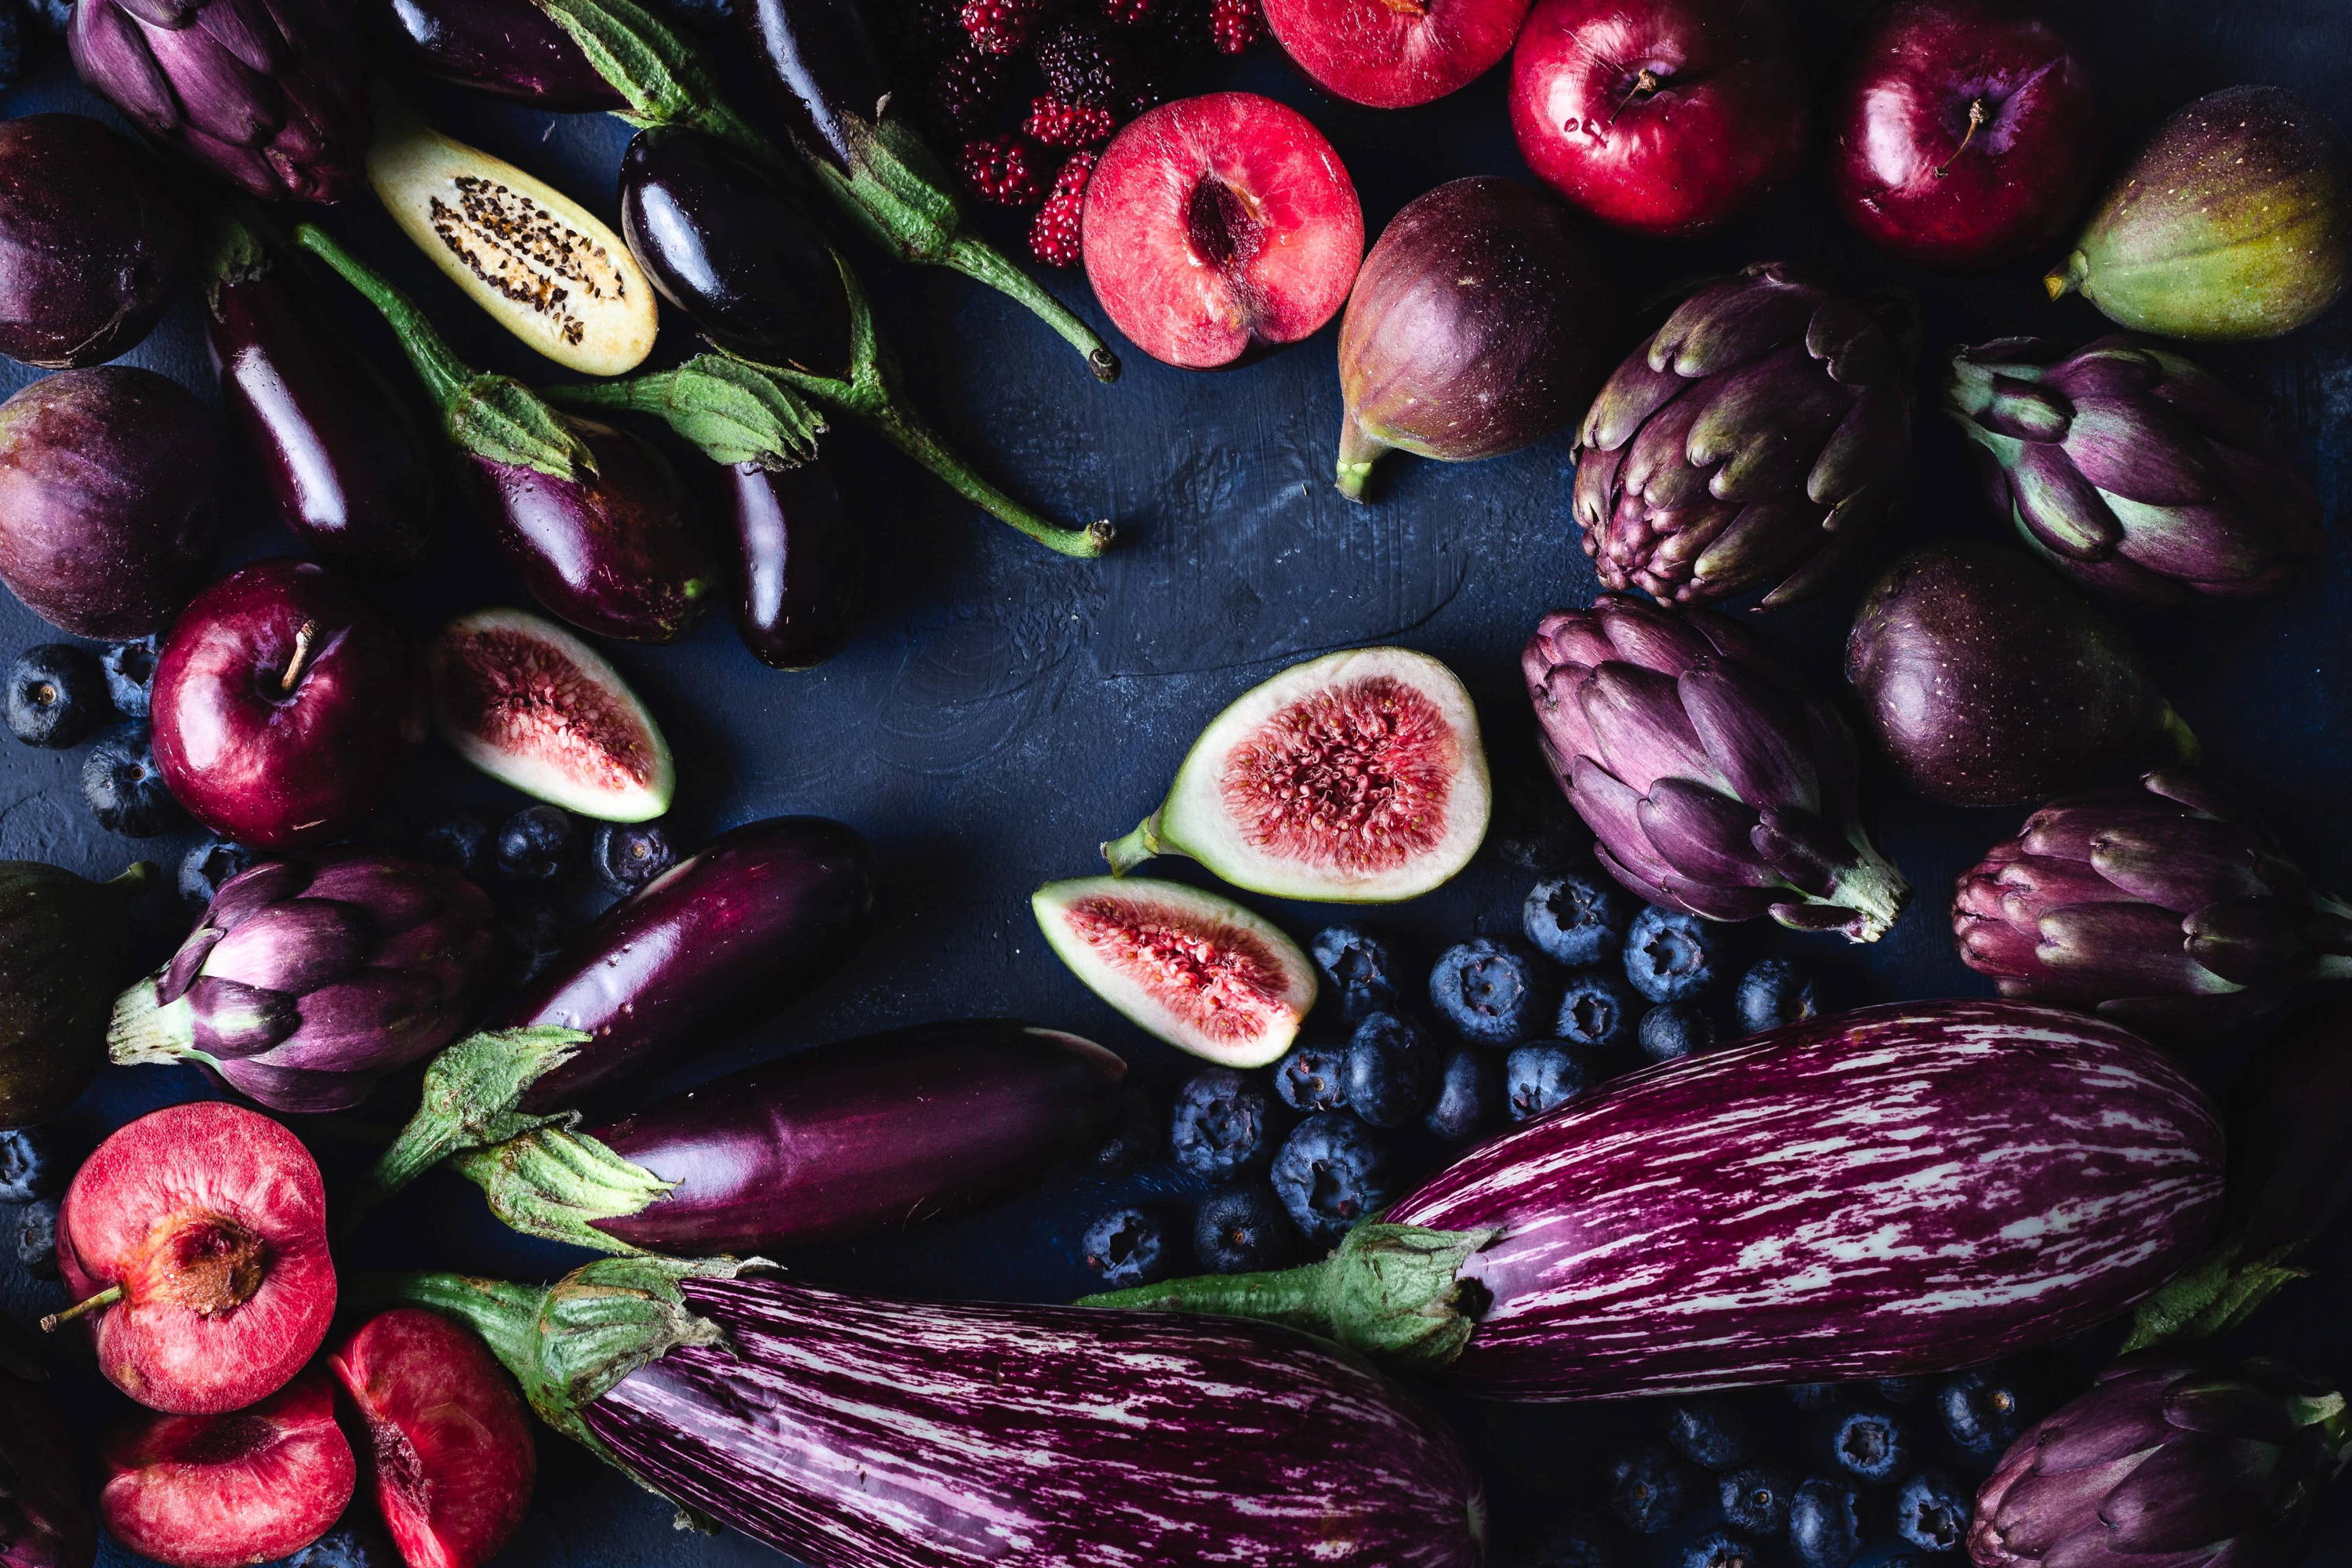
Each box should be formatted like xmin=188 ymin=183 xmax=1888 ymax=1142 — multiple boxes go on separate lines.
xmin=367 ymin=114 xmax=658 ymax=377
xmin=331 ymin=1309 xmax=535 ymax=1568
xmin=427 ymin=607 xmax=675 ymax=822
xmin=1033 ymin=876 xmax=1316 ymax=1068
xmin=99 ymin=1367 xmax=355 ymax=1568
xmin=1104 ymin=647 xmax=1490 ymax=902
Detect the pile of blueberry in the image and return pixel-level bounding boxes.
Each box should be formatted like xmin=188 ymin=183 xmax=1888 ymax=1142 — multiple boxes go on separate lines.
xmin=4 ymin=637 xmax=185 ymax=837
xmin=1074 ymin=874 xmax=1824 ymax=1289
xmin=0 ymin=1124 xmax=64 ymax=1283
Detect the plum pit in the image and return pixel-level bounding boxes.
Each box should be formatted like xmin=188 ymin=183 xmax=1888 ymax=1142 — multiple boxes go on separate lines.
xmin=148 ymin=1214 xmax=270 ymax=1318
xmin=1185 ymin=177 xmax=1264 ymax=272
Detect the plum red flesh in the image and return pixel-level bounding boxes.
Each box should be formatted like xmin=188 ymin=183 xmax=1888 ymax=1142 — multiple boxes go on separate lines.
xmin=1265 ymin=0 xmax=1533 ymax=107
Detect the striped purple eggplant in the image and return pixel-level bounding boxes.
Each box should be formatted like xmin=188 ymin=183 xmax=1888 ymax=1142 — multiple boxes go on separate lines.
xmin=1091 ymin=1000 xmax=2222 ymax=1399
xmin=394 ymin=1259 xmax=1486 ymax=1568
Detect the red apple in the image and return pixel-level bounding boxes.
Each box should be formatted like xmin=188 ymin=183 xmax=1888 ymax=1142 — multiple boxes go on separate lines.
xmin=52 ymin=1101 xmax=335 ymax=1414
xmin=331 ymin=1309 xmax=537 ymax=1568
xmin=1509 ymin=0 xmax=1809 ymax=238
xmin=1830 ymin=0 xmax=2103 ymax=270
xmin=100 ymin=1368 xmax=355 ymax=1568
xmin=1083 ymin=93 xmax=1365 ymax=370
xmin=151 ymin=558 xmax=423 ymax=851
xmin=1265 ymin=0 xmax=1533 ymax=108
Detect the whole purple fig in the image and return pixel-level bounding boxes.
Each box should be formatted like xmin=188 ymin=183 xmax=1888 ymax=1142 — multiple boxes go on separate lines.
xmin=107 ymin=852 xmax=497 ymax=1113
xmin=0 ymin=114 xmax=194 ymax=371
xmin=1946 ymin=336 xmax=2322 ymax=605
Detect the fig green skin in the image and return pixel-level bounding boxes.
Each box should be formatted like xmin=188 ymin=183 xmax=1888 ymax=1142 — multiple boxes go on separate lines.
xmin=1336 ymin=176 xmax=1606 ymax=499
xmin=0 ymin=368 xmax=222 ymax=641
xmin=1845 ymin=539 xmax=2189 ymax=807
xmin=0 ymin=115 xmax=193 ymax=372
xmin=2049 ymin=85 xmax=2352 ymax=340
xmin=0 ymin=861 xmax=150 ymax=1130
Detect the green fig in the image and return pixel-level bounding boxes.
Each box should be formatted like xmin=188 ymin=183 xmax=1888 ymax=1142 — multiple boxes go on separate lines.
xmin=0 ymin=860 xmax=151 ymax=1126
xmin=2047 ymin=85 xmax=2352 ymax=340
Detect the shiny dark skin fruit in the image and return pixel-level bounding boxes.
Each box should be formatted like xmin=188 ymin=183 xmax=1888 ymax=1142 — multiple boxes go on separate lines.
xmin=471 ymin=416 xmax=720 ymax=646
xmin=1194 ymin=1185 xmax=1300 ymax=1273
xmin=731 ymin=461 xmax=865 ymax=671
xmin=510 ymin=815 xmax=879 ymax=1109
xmin=4 ymin=644 xmax=106 ymax=749
xmin=80 ymin=723 xmax=185 ymax=837
xmin=0 ymin=114 xmax=192 ymax=370
xmin=591 ymin=822 xmax=677 ymax=894
xmin=621 ymin=129 xmax=853 ymax=376
xmin=206 ymin=252 xmax=441 ymax=579
xmin=1169 ymin=1066 xmax=1279 ymax=1180
xmin=735 ymin=0 xmax=893 ymax=174
xmin=495 ymin=804 xmax=584 ymax=886
xmin=1846 ymin=540 xmax=2181 ymax=807
xmin=385 ymin=0 xmax=627 ymax=110
xmin=1082 ymin=1206 xmax=1171 ymax=1288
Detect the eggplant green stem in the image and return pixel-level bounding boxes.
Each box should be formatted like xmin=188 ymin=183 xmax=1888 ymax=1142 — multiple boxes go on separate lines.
xmin=450 ymin=1126 xmax=676 ymax=1255
xmin=940 ymin=234 xmax=1121 ymax=385
xmin=2122 ymin=1240 xmax=2308 ymax=1352
xmin=1101 ymin=816 xmax=1172 ymax=877
xmin=344 ymin=1026 xmax=593 ymax=1231
xmin=550 ymin=356 xmax=829 ymax=471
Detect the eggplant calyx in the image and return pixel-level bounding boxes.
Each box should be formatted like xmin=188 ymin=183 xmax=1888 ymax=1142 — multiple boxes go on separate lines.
xmin=550 ymin=356 xmax=829 ymax=470
xmin=451 ymin=1125 xmax=677 ymax=1256
xmin=1079 ymin=1221 xmax=1500 ymax=1372
xmin=532 ymin=0 xmax=775 ymax=166
xmin=2122 ymin=1240 xmax=2307 ymax=1353
xmin=347 ymin=1025 xmax=595 ymax=1226
xmin=203 ymin=209 xmax=274 ymax=305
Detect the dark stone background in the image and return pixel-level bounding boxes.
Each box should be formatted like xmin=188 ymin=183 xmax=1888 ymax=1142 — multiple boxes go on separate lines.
xmin=2 ymin=0 xmax=2347 ymax=1563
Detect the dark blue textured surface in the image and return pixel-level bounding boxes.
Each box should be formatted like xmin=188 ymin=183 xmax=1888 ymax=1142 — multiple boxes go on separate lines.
xmin=2 ymin=1 xmax=2349 ymax=1563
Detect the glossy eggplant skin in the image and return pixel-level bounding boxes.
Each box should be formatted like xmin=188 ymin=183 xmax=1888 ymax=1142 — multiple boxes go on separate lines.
xmin=588 ymin=1021 xmax=1127 ymax=1253
xmin=619 ymin=128 xmax=852 ymax=376
xmin=0 ymin=115 xmax=193 ymax=372
xmin=0 ymin=1368 xmax=96 ymax=1568
xmin=731 ymin=460 xmax=862 ymax=670
xmin=735 ymin=0 xmax=891 ymax=173
xmin=207 ymin=257 xmax=441 ymax=579
xmin=385 ymin=0 xmax=627 ymax=111
xmin=510 ymin=816 xmax=878 ymax=1110
xmin=473 ymin=416 xmax=720 ymax=644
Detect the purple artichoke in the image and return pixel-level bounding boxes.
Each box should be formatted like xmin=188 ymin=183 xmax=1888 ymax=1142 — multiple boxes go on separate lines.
xmin=1946 ymin=336 xmax=2323 ymax=606
xmin=1970 ymin=1358 xmax=2349 ymax=1568
xmin=107 ymin=851 xmax=495 ymax=1112
xmin=1573 ymin=262 xmax=1913 ymax=610
xmin=68 ymin=0 xmax=370 ymax=204
xmin=1953 ymin=770 xmax=2352 ymax=1044
xmin=1522 ymin=593 xmax=1911 ymax=942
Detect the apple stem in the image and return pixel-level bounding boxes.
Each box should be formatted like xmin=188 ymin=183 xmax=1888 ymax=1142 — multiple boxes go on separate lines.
xmin=1935 ymin=99 xmax=1987 ymax=178
xmin=1609 ymin=69 xmax=1663 ymax=128
xmin=40 ymin=1285 xmax=122 ymax=1332
xmin=278 ymin=621 xmax=319 ymax=696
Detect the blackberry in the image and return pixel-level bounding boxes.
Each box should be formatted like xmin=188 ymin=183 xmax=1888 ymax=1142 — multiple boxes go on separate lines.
xmin=1036 ymin=16 xmax=1142 ymax=108
xmin=959 ymin=135 xmax=1051 ymax=207
xmin=1025 ymin=95 xmax=1118 ymax=148
xmin=960 ymin=0 xmax=1050 ymax=53
xmin=930 ymin=49 xmax=1011 ymax=138
xmin=1209 ymin=0 xmax=1263 ymax=53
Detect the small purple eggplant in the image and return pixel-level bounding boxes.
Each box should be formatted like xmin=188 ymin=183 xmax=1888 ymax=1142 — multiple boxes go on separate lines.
xmin=385 ymin=0 xmax=630 ymax=111
xmin=1336 ymin=177 xmax=1607 ymax=500
xmin=731 ymin=461 xmax=864 ymax=670
xmin=0 ymin=114 xmax=194 ymax=372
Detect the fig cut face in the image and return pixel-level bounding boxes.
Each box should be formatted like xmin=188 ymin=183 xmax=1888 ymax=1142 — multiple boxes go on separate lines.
xmin=1034 ymin=877 xmax=1316 ymax=1068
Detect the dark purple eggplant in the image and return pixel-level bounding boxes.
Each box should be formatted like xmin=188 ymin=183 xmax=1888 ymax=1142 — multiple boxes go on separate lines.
xmin=0 ymin=368 xmax=220 ymax=641
xmin=0 ymin=114 xmax=193 ymax=371
xmin=456 ymin=1020 xmax=1127 ymax=1254
xmin=731 ymin=460 xmax=863 ymax=670
xmin=394 ymin=1259 xmax=1486 ymax=1568
xmin=735 ymin=0 xmax=885 ymax=175
xmin=1845 ymin=540 xmax=2194 ymax=806
xmin=1093 ymin=1000 xmax=2223 ymax=1399
xmin=0 ymin=1364 xmax=95 ymax=1568
xmin=205 ymin=225 xmax=440 ymax=579
xmin=297 ymin=225 xmax=718 ymax=644
xmin=386 ymin=0 xmax=629 ymax=110
xmin=1335 ymin=177 xmax=1607 ymax=500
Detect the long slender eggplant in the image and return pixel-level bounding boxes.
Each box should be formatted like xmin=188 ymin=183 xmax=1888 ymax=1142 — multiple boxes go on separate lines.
xmin=1092 ymin=1000 xmax=2223 ymax=1399
xmin=205 ymin=222 xmax=440 ymax=579
xmin=387 ymin=0 xmax=629 ymax=110
xmin=296 ymin=227 xmax=717 ymax=644
xmin=731 ymin=461 xmax=864 ymax=670
xmin=453 ymin=1020 xmax=1127 ymax=1254
xmin=358 ymin=816 xmax=877 ymax=1211
xmin=392 ymin=1258 xmax=1486 ymax=1568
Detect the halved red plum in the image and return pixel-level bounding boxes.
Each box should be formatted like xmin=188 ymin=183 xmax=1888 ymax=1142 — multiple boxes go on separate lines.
xmin=331 ymin=1308 xmax=537 ymax=1568
xmin=51 ymin=1102 xmax=334 ymax=1414
xmin=1266 ymin=0 xmax=1534 ymax=107
xmin=99 ymin=1367 xmax=355 ymax=1568
xmin=1083 ymin=93 xmax=1364 ymax=370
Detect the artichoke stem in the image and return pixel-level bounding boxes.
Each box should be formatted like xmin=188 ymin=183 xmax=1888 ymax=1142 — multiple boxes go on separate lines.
xmin=1827 ymin=846 xmax=1913 ymax=945
xmin=107 ymin=978 xmax=197 ymax=1067
xmin=1334 ymin=409 xmax=1389 ymax=503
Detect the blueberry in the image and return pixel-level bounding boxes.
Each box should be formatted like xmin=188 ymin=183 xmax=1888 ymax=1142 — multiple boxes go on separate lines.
xmin=285 ymin=1520 xmax=401 ymax=1568
xmin=1663 ymin=1395 xmax=1754 ymax=1470
xmin=1507 ymin=1519 xmax=1614 ymax=1568
xmin=1430 ymin=937 xmax=1553 ymax=1046
xmin=1638 ymin=1002 xmax=1718 ymax=1063
xmin=5 ymin=644 xmax=106 ymax=749
xmin=1423 ymin=1048 xmax=1498 ymax=1142
xmin=81 ymin=723 xmax=185 ymax=837
xmin=1080 ymin=1206 xmax=1171 ymax=1287
xmin=1721 ymin=1463 xmax=1801 ymax=1536
xmin=100 ymin=636 xmax=159 ymax=718
xmin=1554 ymin=969 xmax=1638 ymax=1052
xmin=1679 ymin=1530 xmax=1764 ymax=1568
xmin=1938 ymin=1366 xmax=2041 ymax=1455
xmin=592 ymin=822 xmax=677 ymax=894
xmin=1873 ymin=1376 xmax=1931 ymax=1405
xmin=0 ymin=1127 xmax=64 ymax=1204
xmin=412 ymin=811 xmax=495 ymax=879
xmin=1272 ymin=1041 xmax=1349 ymax=1113
xmin=496 ymin=804 xmax=584 ymax=884
xmin=1169 ymin=1068 xmax=1278 ymax=1181
xmin=1310 ymin=924 xmax=1403 ymax=1022
xmin=10 ymin=1200 xmax=56 ymax=1280
xmin=498 ymin=902 xmax=578 ymax=989
xmin=1193 ymin=1185 xmax=1299 ymax=1273
xmin=1269 ymin=1113 xmax=1393 ymax=1246
xmin=1623 ymin=906 xmax=1719 ymax=1003
xmin=1523 ymin=873 xmax=1630 ymax=968
xmin=1089 ymin=1086 xmax=1159 ymax=1173
xmin=1504 ymin=1042 xmax=1593 ymax=1122
xmin=1735 ymin=957 xmax=1821 ymax=1035
xmin=1892 ymin=1472 xmax=1971 ymax=1553
xmin=1342 ymin=1011 xmax=1438 ymax=1128
xmin=1605 ymin=1441 xmax=1690 ymax=1534
xmin=1831 ymin=1408 xmax=1912 ymax=1484
xmin=1789 ymin=1477 xmax=1866 ymax=1568
xmin=179 ymin=840 xmax=262 ymax=907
